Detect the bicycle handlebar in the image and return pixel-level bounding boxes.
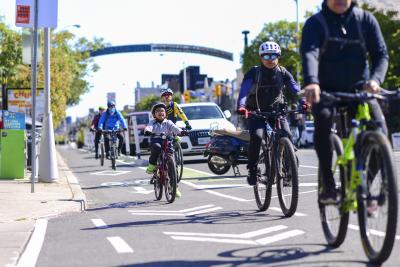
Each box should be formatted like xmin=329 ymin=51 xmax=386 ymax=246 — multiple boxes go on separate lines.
xmin=320 ymin=91 xmax=386 ymax=102
xmin=248 ymin=108 xmax=304 ymax=119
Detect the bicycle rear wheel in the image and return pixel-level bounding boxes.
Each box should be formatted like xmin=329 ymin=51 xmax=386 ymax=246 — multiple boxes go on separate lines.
xmin=111 ymin=147 xmax=116 ymax=170
xmin=154 ymin=174 xmax=163 ymax=200
xmin=165 ymin=156 xmax=177 ymax=203
xmin=175 ymin=145 xmax=184 ymax=183
xmin=276 ymin=137 xmax=298 ymax=217
xmin=319 ymin=133 xmax=349 ymax=247
xmin=357 ymin=131 xmax=398 ymax=264
xmin=100 ymin=143 xmax=105 ymax=166
xmin=254 ymin=148 xmax=272 ymax=211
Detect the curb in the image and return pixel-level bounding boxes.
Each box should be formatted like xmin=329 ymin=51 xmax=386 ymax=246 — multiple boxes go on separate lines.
xmin=56 ymin=151 xmax=87 ymax=211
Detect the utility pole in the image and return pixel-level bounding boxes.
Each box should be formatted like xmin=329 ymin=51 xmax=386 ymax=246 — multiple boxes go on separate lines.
xmin=294 ymin=0 xmax=300 ymax=83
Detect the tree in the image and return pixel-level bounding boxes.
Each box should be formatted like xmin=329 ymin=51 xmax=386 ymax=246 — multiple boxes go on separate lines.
xmin=0 ymin=20 xmax=106 ymax=127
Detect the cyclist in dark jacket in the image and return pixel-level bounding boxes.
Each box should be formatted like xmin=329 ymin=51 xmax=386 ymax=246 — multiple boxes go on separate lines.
xmin=301 ymin=0 xmax=389 ymax=204
xmin=90 ymin=106 xmax=105 ymax=159
xmin=237 ymin=41 xmax=300 ymax=185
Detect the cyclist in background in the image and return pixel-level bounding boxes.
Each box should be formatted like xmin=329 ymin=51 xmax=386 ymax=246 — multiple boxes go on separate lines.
xmin=98 ymin=100 xmax=128 ymax=158
xmin=237 ymin=41 xmax=300 ymax=186
xmin=90 ymin=106 xmax=106 ymax=159
xmin=160 ymin=88 xmax=192 ymax=130
xmin=301 ymin=0 xmax=389 ymax=204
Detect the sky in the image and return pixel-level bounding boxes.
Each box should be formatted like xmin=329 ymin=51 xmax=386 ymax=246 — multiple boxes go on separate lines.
xmin=0 ymin=0 xmax=322 ymax=120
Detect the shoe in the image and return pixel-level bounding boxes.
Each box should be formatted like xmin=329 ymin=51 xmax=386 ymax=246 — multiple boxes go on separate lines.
xmin=175 ymin=188 xmax=182 ymax=198
xmin=146 ymin=164 xmax=156 ymax=174
xmin=247 ymin=168 xmax=258 ymax=186
xmin=367 ymin=200 xmax=379 ymax=218
xmin=150 ymin=176 xmax=155 ymax=184
xmin=95 ymin=154 xmax=99 ymax=159
xmin=319 ymin=189 xmax=337 ymax=205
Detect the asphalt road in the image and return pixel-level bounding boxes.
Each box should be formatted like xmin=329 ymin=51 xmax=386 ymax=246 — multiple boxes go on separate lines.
xmin=35 ymin=146 xmax=400 ymax=267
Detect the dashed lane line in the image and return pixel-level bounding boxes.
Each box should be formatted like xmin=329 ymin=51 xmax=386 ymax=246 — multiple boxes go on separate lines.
xmin=107 ymin=237 xmax=134 ymax=253
xmin=348 ymin=224 xmax=400 ymax=240
xmin=299 ymin=165 xmax=318 ymax=169
xmin=91 ymin=219 xmax=107 ymax=228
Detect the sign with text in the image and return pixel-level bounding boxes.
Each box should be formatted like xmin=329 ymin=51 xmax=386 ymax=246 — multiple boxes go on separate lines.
xmin=7 ymin=89 xmax=45 ymax=122
xmin=2 ymin=111 xmax=26 ymax=130
xmin=15 ymin=0 xmax=58 ymax=28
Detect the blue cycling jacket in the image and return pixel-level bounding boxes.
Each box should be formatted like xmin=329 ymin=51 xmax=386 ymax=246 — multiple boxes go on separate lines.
xmin=98 ymin=109 xmax=127 ymax=130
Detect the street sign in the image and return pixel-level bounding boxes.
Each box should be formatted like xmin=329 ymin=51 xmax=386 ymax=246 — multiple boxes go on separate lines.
xmin=15 ymin=0 xmax=58 ymax=28
xmin=107 ymin=92 xmax=116 ymax=104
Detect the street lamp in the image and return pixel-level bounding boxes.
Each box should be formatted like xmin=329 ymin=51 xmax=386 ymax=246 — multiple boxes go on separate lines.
xmin=242 ymin=30 xmax=250 ymax=48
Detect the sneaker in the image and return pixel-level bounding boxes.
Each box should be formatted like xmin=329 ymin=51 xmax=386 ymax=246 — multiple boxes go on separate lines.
xmin=367 ymin=200 xmax=379 ymax=218
xmin=319 ymin=189 xmax=337 ymax=205
xmin=175 ymin=188 xmax=182 ymax=198
xmin=146 ymin=164 xmax=156 ymax=174
xmin=95 ymin=154 xmax=99 ymax=159
xmin=247 ymin=168 xmax=258 ymax=186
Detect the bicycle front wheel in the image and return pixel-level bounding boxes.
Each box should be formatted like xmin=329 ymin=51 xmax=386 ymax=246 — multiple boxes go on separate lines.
xmin=100 ymin=143 xmax=105 ymax=166
xmin=319 ymin=134 xmax=349 ymax=247
xmin=165 ymin=156 xmax=177 ymax=203
xmin=111 ymin=147 xmax=116 ymax=170
xmin=175 ymin=145 xmax=184 ymax=183
xmin=357 ymin=131 xmax=398 ymax=264
xmin=254 ymin=148 xmax=272 ymax=211
xmin=276 ymin=137 xmax=298 ymax=217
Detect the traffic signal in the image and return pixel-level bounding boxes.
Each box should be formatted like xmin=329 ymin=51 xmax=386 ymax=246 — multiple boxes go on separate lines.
xmin=183 ymin=90 xmax=191 ymax=103
xmin=215 ymin=84 xmax=222 ymax=97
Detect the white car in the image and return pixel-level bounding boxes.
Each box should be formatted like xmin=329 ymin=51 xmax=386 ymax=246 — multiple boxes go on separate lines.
xmin=300 ymin=120 xmax=314 ymax=147
xmin=175 ymin=102 xmax=236 ymax=154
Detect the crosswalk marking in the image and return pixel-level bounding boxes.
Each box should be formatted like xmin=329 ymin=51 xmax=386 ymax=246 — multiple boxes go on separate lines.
xmin=91 ymin=219 xmax=107 ymax=228
xmin=256 ymin=229 xmax=305 ymax=245
xmin=107 ymin=237 xmax=134 ymax=253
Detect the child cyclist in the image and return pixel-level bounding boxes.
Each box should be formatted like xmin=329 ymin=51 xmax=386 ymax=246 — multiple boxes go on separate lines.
xmin=160 ymin=88 xmax=192 ymax=130
xmin=144 ymin=103 xmax=188 ymax=197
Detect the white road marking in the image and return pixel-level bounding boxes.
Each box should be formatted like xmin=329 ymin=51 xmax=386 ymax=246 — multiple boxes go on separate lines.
xmin=299 ymin=165 xmax=319 ymax=169
xmin=298 ymin=174 xmax=318 ymax=177
xmin=129 ymin=212 xmax=184 ymax=216
xmin=107 ymin=237 xmax=134 ymax=253
xmin=180 ymin=204 xmax=215 ymax=212
xmin=256 ymin=229 xmax=305 ymax=245
xmin=91 ymin=219 xmax=107 ymax=228
xmin=16 ymin=219 xmax=48 ymax=267
xmin=170 ymin=236 xmax=258 ymax=245
xmin=91 ymin=170 xmax=131 ymax=176
xmin=186 ymin=207 xmax=223 ymax=216
xmin=268 ymin=207 xmax=307 ymax=217
xmin=348 ymin=224 xmax=400 ymax=240
xmin=133 ymin=187 xmax=153 ymax=194
xmin=183 ymin=166 xmax=216 ymax=176
xmin=165 ymin=225 xmax=288 ymax=239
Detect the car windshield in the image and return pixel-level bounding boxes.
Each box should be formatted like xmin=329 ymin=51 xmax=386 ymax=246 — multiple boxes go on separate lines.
xmin=134 ymin=114 xmax=149 ymax=125
xmin=177 ymin=106 xmax=224 ymax=120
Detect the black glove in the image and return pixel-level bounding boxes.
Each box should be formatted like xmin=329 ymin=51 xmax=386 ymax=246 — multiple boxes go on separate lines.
xmin=89 ymin=128 xmax=94 ymax=132
xmin=123 ymin=128 xmax=128 ymax=132
xmin=144 ymin=131 xmax=152 ymax=136
xmin=180 ymin=130 xmax=189 ymax=136
xmin=184 ymin=121 xmax=192 ymax=130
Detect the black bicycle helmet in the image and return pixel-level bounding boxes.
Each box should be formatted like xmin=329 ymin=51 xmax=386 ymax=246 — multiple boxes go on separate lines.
xmin=151 ymin=103 xmax=167 ymax=115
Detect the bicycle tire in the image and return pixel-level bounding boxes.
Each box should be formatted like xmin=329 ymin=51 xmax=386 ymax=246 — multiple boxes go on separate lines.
xmin=276 ymin=137 xmax=299 ymax=217
xmin=319 ymin=133 xmax=349 ymax=247
xmin=111 ymin=147 xmax=116 ymax=170
xmin=100 ymin=143 xmax=105 ymax=166
xmin=357 ymin=131 xmax=398 ymax=264
xmin=254 ymin=148 xmax=272 ymax=211
xmin=175 ymin=145 xmax=184 ymax=183
xmin=165 ymin=156 xmax=177 ymax=203
xmin=207 ymin=156 xmax=231 ymax=175
xmin=154 ymin=174 xmax=163 ymax=200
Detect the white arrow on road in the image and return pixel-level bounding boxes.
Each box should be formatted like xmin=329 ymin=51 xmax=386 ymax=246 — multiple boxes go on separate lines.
xmin=92 ymin=170 xmax=131 ymax=176
xmin=128 ymin=204 xmax=223 ymax=216
xmin=164 ymin=225 xmax=305 ymax=245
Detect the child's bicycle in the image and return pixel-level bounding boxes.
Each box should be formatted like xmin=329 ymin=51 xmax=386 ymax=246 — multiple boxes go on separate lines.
xmin=318 ymin=89 xmax=399 ymax=264
xmin=149 ymin=132 xmax=187 ymax=203
xmin=103 ymin=129 xmax=123 ymax=170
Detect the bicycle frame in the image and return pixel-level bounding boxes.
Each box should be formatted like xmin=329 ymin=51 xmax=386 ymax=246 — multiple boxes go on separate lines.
xmin=333 ymin=102 xmax=375 ymax=212
xmin=156 ymin=136 xmax=172 ymax=185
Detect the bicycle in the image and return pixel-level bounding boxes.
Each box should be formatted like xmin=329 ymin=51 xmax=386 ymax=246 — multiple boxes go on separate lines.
xmin=103 ymin=129 xmax=123 ymax=170
xmin=249 ymin=105 xmax=302 ymax=217
xmin=318 ymin=89 xmax=399 ymax=263
xmin=173 ymin=139 xmax=184 ymax=183
xmin=148 ymin=132 xmax=186 ymax=203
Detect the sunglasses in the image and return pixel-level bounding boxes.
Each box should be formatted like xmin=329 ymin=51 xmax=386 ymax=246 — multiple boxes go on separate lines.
xmin=262 ymin=54 xmax=279 ymax=61
xmin=162 ymin=93 xmax=172 ymax=97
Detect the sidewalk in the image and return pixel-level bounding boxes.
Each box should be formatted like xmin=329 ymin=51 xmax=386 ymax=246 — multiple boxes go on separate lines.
xmin=0 ymin=147 xmax=86 ymax=267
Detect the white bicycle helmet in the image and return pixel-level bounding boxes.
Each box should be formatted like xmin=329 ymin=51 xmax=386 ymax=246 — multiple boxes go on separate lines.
xmin=160 ymin=88 xmax=173 ymax=97
xmin=259 ymin=41 xmax=281 ymax=56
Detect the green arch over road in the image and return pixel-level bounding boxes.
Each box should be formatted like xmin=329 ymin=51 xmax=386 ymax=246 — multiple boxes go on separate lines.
xmin=90 ymin=43 xmax=234 ymax=61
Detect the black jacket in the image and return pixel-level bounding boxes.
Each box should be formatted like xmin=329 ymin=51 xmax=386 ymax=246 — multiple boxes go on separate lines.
xmin=301 ymin=2 xmax=388 ymax=91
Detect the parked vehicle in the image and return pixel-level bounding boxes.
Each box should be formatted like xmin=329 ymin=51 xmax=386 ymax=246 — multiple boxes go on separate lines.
xmin=204 ymin=129 xmax=249 ymax=175
xmin=300 ymin=120 xmax=314 ymax=147
xmin=125 ymin=111 xmax=152 ymax=154
xmin=175 ymin=103 xmax=236 ymax=155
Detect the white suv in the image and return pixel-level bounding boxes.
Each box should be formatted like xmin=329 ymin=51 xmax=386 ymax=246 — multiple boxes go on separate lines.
xmin=175 ymin=102 xmax=236 ymax=154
